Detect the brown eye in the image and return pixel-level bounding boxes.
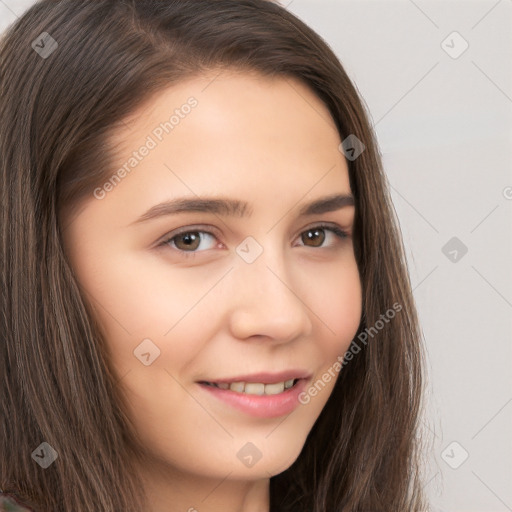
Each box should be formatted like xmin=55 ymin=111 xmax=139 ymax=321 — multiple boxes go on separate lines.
xmin=298 ymin=225 xmax=348 ymax=249
xmin=301 ymin=227 xmax=326 ymax=247
xmin=163 ymin=230 xmax=218 ymax=255
xmin=173 ymin=231 xmax=201 ymax=251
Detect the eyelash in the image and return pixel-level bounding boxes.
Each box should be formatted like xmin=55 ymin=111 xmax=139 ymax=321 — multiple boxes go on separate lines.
xmin=159 ymin=224 xmax=349 ymax=258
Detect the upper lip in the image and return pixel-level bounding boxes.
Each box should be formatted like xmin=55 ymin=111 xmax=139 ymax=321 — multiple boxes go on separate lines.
xmin=198 ymin=369 xmax=312 ymax=385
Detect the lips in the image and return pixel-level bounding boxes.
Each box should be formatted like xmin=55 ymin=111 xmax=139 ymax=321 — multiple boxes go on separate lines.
xmin=197 ymin=375 xmax=311 ymax=418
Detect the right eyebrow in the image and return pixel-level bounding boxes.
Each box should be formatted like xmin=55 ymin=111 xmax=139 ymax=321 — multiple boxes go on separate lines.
xmin=130 ymin=192 xmax=355 ymax=225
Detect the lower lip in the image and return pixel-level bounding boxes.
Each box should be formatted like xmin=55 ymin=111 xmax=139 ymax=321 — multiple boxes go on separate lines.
xmin=197 ymin=378 xmax=309 ymax=418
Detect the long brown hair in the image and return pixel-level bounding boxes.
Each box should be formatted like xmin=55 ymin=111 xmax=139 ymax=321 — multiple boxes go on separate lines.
xmin=0 ymin=1 xmax=431 ymax=510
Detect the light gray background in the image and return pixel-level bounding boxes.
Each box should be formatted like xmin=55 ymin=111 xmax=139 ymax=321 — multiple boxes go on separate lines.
xmin=1 ymin=1 xmax=511 ymax=510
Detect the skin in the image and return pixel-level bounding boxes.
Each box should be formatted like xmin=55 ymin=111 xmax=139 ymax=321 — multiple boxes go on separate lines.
xmin=62 ymin=69 xmax=362 ymax=512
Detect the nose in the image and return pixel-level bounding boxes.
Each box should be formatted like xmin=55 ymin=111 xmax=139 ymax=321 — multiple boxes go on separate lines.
xmin=227 ymin=246 xmax=314 ymax=343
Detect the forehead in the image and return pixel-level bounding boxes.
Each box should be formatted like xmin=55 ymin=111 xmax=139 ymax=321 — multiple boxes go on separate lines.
xmin=109 ymin=68 xmax=342 ymax=161
xmin=98 ymin=70 xmax=351 ymax=221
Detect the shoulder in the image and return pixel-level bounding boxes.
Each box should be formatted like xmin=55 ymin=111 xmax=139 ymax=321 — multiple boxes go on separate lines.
xmin=0 ymin=492 xmax=35 ymax=512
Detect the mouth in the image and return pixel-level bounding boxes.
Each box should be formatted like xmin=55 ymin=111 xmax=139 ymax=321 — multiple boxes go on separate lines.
xmin=197 ymin=378 xmax=303 ymax=396
xmin=196 ymin=376 xmax=311 ymax=418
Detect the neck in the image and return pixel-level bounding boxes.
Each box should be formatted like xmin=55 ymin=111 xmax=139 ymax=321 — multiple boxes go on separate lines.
xmin=138 ymin=459 xmax=270 ymax=512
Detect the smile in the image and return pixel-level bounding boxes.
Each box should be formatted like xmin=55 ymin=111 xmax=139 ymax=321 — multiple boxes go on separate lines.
xmin=199 ymin=378 xmax=298 ymax=395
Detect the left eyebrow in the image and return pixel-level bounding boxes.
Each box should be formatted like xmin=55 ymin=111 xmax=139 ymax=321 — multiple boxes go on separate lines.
xmin=130 ymin=193 xmax=355 ymax=225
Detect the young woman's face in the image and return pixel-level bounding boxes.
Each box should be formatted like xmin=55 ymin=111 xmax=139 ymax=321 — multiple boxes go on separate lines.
xmin=63 ymin=70 xmax=362 ymax=489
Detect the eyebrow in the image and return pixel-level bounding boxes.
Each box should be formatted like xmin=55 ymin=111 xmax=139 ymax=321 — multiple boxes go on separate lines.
xmin=130 ymin=193 xmax=355 ymax=225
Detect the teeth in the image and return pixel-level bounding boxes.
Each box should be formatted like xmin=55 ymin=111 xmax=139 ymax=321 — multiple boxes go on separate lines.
xmin=244 ymin=383 xmax=265 ymax=395
xmin=230 ymin=382 xmax=245 ymax=393
xmin=207 ymin=379 xmax=298 ymax=395
xmin=264 ymin=382 xmax=285 ymax=395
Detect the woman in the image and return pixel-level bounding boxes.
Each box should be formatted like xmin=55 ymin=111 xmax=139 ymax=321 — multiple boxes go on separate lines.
xmin=0 ymin=0 xmax=431 ymax=510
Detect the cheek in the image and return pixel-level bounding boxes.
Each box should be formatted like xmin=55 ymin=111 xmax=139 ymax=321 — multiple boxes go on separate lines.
xmin=91 ymin=252 xmax=220 ymax=332
xmin=72 ymin=248 xmax=209 ymax=352
xmin=308 ymin=257 xmax=362 ymax=355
